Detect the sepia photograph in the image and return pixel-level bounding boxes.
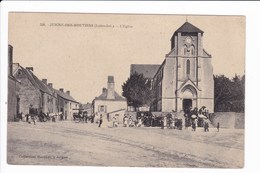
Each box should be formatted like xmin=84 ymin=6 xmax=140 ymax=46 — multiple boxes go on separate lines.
xmin=6 ymin=12 xmax=245 ymax=168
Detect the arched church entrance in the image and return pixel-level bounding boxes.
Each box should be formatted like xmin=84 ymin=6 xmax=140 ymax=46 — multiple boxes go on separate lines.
xmin=181 ymin=86 xmax=197 ymax=112
xmin=183 ymin=99 xmax=192 ymax=112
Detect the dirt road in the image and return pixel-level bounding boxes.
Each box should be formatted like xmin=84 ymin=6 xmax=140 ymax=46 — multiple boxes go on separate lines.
xmin=7 ymin=121 xmax=244 ymax=168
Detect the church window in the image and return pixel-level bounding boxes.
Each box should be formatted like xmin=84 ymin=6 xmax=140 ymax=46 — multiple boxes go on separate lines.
xmin=183 ymin=45 xmax=188 ymax=56
xmin=190 ymin=45 xmax=195 ymax=55
xmin=186 ymin=60 xmax=190 ymax=76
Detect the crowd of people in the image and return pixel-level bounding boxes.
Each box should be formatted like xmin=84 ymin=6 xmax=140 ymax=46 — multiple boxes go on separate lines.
xmin=183 ymin=106 xmax=217 ymax=132
xmin=21 ymin=105 xmax=220 ymax=132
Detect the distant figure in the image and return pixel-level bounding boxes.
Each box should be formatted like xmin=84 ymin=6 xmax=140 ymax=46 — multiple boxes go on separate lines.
xmin=129 ymin=116 xmax=134 ymax=127
xmin=123 ymin=115 xmax=128 ymax=127
xmin=137 ymin=117 xmax=142 ymax=127
xmin=98 ymin=114 xmax=103 ymax=127
xmin=217 ymin=122 xmax=220 ymax=132
xmin=31 ymin=114 xmax=36 ymax=125
xmin=204 ymin=121 xmax=209 ymax=132
xmin=161 ymin=117 xmax=164 ymax=129
xmin=113 ymin=117 xmax=118 ymax=127
xmin=192 ymin=121 xmax=196 ymax=131
xmin=60 ymin=113 xmax=63 ymax=121
xmin=19 ymin=112 xmax=24 ymax=121
xmin=163 ymin=116 xmax=167 ymax=128
xmin=107 ymin=113 xmax=110 ymax=121
xmin=91 ymin=114 xmax=95 ymax=123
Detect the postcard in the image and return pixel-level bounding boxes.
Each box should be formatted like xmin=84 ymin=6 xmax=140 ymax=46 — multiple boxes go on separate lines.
xmin=7 ymin=12 xmax=245 ymax=168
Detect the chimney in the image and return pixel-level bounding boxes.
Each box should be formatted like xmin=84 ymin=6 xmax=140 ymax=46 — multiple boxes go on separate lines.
xmin=26 ymin=67 xmax=34 ymax=71
xmin=108 ymin=76 xmax=114 ymax=83
xmin=102 ymin=88 xmax=106 ymax=94
xmin=66 ymin=90 xmax=70 ymax=95
xmin=48 ymin=83 xmax=53 ymax=88
xmin=59 ymin=88 xmax=64 ymax=92
xmin=42 ymin=79 xmax=47 ymax=84
xmin=107 ymin=76 xmax=115 ymax=99
xmin=8 ymin=45 xmax=13 ymax=76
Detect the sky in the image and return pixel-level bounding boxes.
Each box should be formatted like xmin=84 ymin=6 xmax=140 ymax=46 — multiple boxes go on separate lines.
xmin=8 ymin=13 xmax=245 ymax=103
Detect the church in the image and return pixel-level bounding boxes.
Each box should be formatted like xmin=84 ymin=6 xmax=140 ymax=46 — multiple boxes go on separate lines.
xmin=131 ymin=21 xmax=214 ymax=113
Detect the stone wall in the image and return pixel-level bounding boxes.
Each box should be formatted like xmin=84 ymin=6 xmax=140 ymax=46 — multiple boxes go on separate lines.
xmin=8 ymin=77 xmax=18 ymax=121
xmin=210 ymin=112 xmax=245 ymax=129
xmin=17 ymin=76 xmax=41 ymax=114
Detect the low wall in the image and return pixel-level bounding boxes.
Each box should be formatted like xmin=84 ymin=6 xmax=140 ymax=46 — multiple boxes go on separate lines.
xmin=210 ymin=112 xmax=244 ymax=129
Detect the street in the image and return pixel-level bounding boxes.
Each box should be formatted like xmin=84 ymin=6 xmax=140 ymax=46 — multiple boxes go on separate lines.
xmin=7 ymin=121 xmax=244 ymax=168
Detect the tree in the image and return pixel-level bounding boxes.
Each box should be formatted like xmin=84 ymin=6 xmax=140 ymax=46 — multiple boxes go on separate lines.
xmin=214 ymin=74 xmax=245 ymax=112
xmin=230 ymin=74 xmax=245 ymax=112
xmin=122 ymin=72 xmax=152 ymax=110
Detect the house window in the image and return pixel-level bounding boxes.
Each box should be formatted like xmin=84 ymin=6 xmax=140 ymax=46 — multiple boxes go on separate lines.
xmin=18 ymin=70 xmax=22 ymax=75
xmin=99 ymin=105 xmax=107 ymax=113
xmin=186 ymin=60 xmax=190 ymax=76
xmin=100 ymin=105 xmax=105 ymax=112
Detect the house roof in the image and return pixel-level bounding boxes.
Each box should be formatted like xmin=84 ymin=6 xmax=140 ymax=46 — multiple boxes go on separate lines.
xmin=95 ymin=88 xmax=126 ymax=101
xmin=81 ymin=103 xmax=92 ymax=110
xmin=54 ymin=89 xmax=79 ymax=103
xmin=12 ymin=63 xmax=19 ymax=74
xmin=17 ymin=66 xmax=53 ymax=95
xmin=130 ymin=64 xmax=161 ymax=79
xmin=14 ymin=64 xmax=79 ymax=103
xmin=175 ymin=22 xmax=204 ymax=34
xmin=8 ymin=75 xmax=20 ymax=83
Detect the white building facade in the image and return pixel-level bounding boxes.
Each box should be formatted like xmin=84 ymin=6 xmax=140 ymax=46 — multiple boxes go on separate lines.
xmin=93 ymin=76 xmax=127 ymax=123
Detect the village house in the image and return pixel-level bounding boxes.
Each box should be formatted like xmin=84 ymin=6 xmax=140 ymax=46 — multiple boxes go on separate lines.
xmin=8 ymin=45 xmax=20 ymax=121
xmin=131 ymin=21 xmax=214 ymax=113
xmin=93 ymin=76 xmax=127 ymax=124
xmin=54 ymin=88 xmax=79 ymax=120
xmin=8 ymin=45 xmax=80 ymax=121
xmin=12 ymin=64 xmax=58 ymax=116
xmin=80 ymin=103 xmax=93 ymax=115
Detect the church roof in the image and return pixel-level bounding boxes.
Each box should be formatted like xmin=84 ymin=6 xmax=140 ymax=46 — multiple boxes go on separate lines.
xmin=130 ymin=64 xmax=161 ymax=79
xmin=95 ymin=88 xmax=126 ymax=101
xmin=175 ymin=22 xmax=204 ymax=34
xmin=203 ymin=49 xmax=211 ymax=57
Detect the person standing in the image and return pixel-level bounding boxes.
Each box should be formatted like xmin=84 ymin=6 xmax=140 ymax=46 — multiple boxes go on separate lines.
xmin=31 ymin=114 xmax=36 ymax=125
xmin=161 ymin=117 xmax=164 ymax=129
xmin=98 ymin=114 xmax=103 ymax=127
xmin=113 ymin=116 xmax=118 ymax=127
xmin=107 ymin=113 xmax=110 ymax=122
xmin=192 ymin=121 xmax=196 ymax=131
xmin=217 ymin=122 xmax=220 ymax=132
xmin=123 ymin=115 xmax=128 ymax=127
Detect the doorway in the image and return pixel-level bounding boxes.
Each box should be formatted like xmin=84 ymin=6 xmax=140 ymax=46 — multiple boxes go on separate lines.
xmin=183 ymin=99 xmax=192 ymax=112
